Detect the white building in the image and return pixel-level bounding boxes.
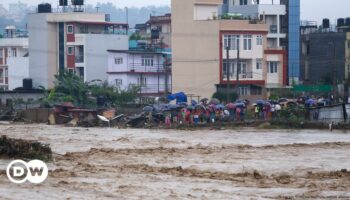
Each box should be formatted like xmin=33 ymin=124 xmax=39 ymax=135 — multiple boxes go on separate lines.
xmin=8 ymin=56 xmax=29 ymax=90
xmin=107 ymin=50 xmax=171 ymax=97
xmin=224 ymin=0 xmax=287 ymax=49
xmin=0 ymin=26 xmax=29 ymax=90
xmin=28 ymin=11 xmax=129 ymax=89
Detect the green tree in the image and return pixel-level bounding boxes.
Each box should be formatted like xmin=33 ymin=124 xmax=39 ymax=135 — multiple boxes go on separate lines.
xmin=212 ymin=91 xmax=238 ymax=103
xmin=41 ymin=70 xmax=139 ymax=108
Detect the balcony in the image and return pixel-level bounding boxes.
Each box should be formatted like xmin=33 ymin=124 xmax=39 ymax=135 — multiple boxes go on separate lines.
xmin=139 ymin=84 xmax=172 ymax=94
xmin=128 ymin=63 xmax=171 ymax=73
xmin=222 ymin=72 xmax=254 ymax=80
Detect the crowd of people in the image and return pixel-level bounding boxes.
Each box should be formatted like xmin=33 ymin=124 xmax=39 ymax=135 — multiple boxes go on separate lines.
xmin=144 ymin=99 xmax=286 ymax=127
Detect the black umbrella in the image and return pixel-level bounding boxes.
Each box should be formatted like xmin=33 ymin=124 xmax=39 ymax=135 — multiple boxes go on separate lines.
xmin=143 ymin=106 xmax=154 ymax=112
xmin=200 ymin=98 xmax=209 ymax=102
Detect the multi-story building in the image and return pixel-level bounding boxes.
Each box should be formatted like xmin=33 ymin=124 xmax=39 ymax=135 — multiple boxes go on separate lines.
xmin=301 ymin=31 xmax=347 ymax=84
xmin=107 ymin=49 xmax=171 ymax=97
xmin=223 ymin=0 xmax=300 ymax=84
xmin=172 ymin=0 xmax=287 ymax=100
xmin=27 ymin=6 xmax=129 ymax=89
xmin=0 ymin=26 xmax=28 ymax=90
xmin=135 ymin=13 xmax=172 ymax=49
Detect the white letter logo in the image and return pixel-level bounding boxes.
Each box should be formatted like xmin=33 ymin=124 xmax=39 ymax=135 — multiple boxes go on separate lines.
xmin=6 ymin=160 xmax=48 ymax=184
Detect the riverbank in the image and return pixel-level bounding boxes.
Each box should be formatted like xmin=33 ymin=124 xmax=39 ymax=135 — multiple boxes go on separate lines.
xmin=140 ymin=120 xmax=350 ymax=130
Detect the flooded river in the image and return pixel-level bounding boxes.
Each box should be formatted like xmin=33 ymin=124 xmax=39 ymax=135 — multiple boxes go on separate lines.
xmin=0 ymin=124 xmax=349 ymax=199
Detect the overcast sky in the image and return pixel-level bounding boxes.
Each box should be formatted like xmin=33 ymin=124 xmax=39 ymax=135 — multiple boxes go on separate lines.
xmin=1 ymin=0 xmax=349 ymax=24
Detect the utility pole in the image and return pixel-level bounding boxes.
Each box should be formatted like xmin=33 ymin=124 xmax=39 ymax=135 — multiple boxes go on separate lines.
xmin=236 ymin=42 xmax=240 ymax=99
xmin=226 ymin=46 xmax=230 ymax=103
xmin=164 ymin=57 xmax=169 ymax=96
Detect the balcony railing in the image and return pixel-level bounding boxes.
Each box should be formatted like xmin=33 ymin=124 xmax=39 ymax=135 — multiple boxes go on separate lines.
xmin=75 ymin=55 xmax=84 ymax=63
xmin=139 ymin=84 xmax=171 ymax=94
xmin=77 ymin=30 xmax=128 ymax=35
xmin=222 ymin=72 xmax=254 ymax=80
xmin=128 ymin=63 xmax=171 ymax=73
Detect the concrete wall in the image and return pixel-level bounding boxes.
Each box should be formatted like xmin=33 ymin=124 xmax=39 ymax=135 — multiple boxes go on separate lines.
xmin=28 ymin=14 xmax=52 ymax=89
xmin=46 ymin=12 xmax=106 ymax=23
xmin=193 ymin=5 xmax=218 ymax=20
xmin=83 ymin=34 xmax=128 ymax=82
xmin=20 ymin=108 xmax=52 ymax=123
xmin=0 ymin=92 xmax=44 ymax=106
xmin=0 ymin=38 xmax=28 ymax=48
xmin=7 ymin=57 xmax=29 ymax=90
xmin=172 ymin=0 xmax=221 ymax=99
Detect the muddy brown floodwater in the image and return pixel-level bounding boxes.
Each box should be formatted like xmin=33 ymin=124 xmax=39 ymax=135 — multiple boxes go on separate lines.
xmin=0 ymin=124 xmax=350 ymax=200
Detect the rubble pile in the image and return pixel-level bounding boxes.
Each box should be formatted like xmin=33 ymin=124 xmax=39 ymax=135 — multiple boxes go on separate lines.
xmin=0 ymin=135 xmax=52 ymax=161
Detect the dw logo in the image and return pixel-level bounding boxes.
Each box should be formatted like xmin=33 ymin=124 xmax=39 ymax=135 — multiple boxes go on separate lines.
xmin=6 ymin=160 xmax=48 ymax=184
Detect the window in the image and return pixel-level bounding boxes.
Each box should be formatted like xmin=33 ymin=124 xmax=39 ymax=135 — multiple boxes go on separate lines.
xmin=222 ymin=61 xmax=234 ymax=79
xmin=239 ymin=87 xmax=249 ymax=96
xmin=11 ymin=48 xmax=17 ymax=57
xmin=0 ymin=68 xmax=3 ymax=83
xmin=223 ymin=35 xmax=240 ymax=50
xmin=239 ymin=62 xmax=247 ymax=74
xmin=141 ymin=55 xmax=154 ymax=67
xmin=115 ymin=79 xmax=123 ymax=87
xmin=240 ymin=0 xmax=248 ymax=5
xmin=256 ymin=59 xmax=262 ymax=70
xmin=0 ymin=49 xmax=3 ymax=59
xmin=115 ymin=57 xmax=123 ymax=65
xmin=348 ymin=41 xmax=350 ymax=49
xmin=243 ymin=35 xmax=252 ymax=50
xmin=68 ymin=69 xmax=74 ymax=74
xmin=137 ymin=76 xmax=147 ymax=87
xmin=256 ymin=35 xmax=263 ymax=45
xmin=67 ymin=46 xmax=74 ymax=55
xmin=251 ymin=86 xmax=262 ymax=95
xmin=268 ymin=62 xmax=278 ymax=73
xmin=67 ymin=25 xmax=74 ymax=34
xmin=5 ymin=68 xmax=8 ymax=77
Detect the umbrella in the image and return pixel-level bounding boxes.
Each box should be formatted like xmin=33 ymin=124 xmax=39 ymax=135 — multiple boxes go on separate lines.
xmin=210 ymin=98 xmax=220 ymax=105
xmin=143 ymin=106 xmax=154 ymax=112
xmin=195 ymin=104 xmax=206 ymax=110
xmin=268 ymin=100 xmax=279 ymax=105
xmin=215 ymin=104 xmax=225 ymax=110
xmin=200 ymin=98 xmax=209 ymax=102
xmin=187 ymin=105 xmax=195 ymax=110
xmin=236 ymin=99 xmax=250 ymax=106
xmin=168 ymin=104 xmax=182 ymax=110
xmin=191 ymin=100 xmax=198 ymax=106
xmin=305 ymin=99 xmax=315 ymax=105
xmin=226 ymin=103 xmax=236 ymax=109
xmin=234 ymin=102 xmax=246 ymax=108
xmin=178 ymin=102 xmax=188 ymax=107
xmin=256 ymin=99 xmax=265 ymax=105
